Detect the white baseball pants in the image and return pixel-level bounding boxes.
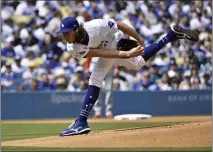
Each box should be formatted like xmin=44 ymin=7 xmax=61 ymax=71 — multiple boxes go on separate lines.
xmin=89 ymin=56 xmax=145 ymax=88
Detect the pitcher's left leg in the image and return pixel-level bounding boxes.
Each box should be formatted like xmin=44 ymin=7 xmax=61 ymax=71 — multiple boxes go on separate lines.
xmin=60 ymin=58 xmax=116 ymax=136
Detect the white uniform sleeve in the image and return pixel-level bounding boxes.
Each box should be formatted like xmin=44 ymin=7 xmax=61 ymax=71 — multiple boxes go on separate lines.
xmin=67 ymin=43 xmax=89 ymax=60
xmin=100 ymin=18 xmax=118 ymax=37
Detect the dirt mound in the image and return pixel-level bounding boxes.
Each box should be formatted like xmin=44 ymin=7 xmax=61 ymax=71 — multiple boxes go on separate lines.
xmin=2 ymin=121 xmax=211 ymax=148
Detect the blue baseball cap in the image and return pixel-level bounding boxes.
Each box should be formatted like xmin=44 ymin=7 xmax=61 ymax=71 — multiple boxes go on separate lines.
xmin=57 ymin=17 xmax=79 ymax=33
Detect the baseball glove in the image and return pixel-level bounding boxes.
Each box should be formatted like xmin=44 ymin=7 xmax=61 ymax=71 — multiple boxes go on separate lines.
xmin=116 ymin=39 xmax=138 ymax=51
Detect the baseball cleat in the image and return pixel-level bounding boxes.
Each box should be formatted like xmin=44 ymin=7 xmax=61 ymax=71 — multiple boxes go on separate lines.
xmin=106 ymin=113 xmax=114 ymax=119
xmin=169 ymin=24 xmax=199 ymax=41
xmin=60 ymin=120 xmax=90 ymax=136
xmin=94 ymin=114 xmax=101 ymax=119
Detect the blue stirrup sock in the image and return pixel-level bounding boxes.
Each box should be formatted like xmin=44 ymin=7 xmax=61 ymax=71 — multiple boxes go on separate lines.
xmin=142 ymin=33 xmax=177 ymax=61
xmin=77 ymin=85 xmax=100 ymax=123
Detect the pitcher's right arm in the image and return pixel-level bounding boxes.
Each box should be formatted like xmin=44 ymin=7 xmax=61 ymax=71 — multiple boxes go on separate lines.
xmin=86 ymin=46 xmax=144 ymax=59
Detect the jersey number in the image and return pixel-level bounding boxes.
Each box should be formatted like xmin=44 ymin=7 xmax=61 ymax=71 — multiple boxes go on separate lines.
xmin=98 ymin=41 xmax=108 ymax=49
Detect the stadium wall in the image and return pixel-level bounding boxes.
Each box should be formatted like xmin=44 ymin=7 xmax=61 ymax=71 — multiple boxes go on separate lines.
xmin=2 ymin=90 xmax=212 ymax=120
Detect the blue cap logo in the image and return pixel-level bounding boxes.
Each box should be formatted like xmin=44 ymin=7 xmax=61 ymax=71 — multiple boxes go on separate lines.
xmin=57 ymin=17 xmax=79 ymax=33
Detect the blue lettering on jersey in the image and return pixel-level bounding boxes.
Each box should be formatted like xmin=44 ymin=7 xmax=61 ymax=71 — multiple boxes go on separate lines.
xmin=108 ymin=21 xmax=114 ymax=28
xmin=77 ymin=51 xmax=86 ymax=55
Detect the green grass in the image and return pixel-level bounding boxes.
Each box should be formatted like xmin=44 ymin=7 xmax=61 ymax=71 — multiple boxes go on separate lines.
xmin=2 ymin=147 xmax=212 ymax=152
xmin=2 ymin=121 xmax=211 ymax=152
xmin=2 ymin=122 xmax=180 ymax=141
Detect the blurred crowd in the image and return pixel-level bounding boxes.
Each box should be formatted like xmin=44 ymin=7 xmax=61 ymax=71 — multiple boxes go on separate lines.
xmin=1 ymin=0 xmax=212 ymax=92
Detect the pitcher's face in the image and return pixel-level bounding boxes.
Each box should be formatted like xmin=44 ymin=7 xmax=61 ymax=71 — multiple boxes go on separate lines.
xmin=62 ymin=31 xmax=76 ymax=43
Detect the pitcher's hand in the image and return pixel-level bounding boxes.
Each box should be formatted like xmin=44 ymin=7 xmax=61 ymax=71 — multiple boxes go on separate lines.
xmin=127 ymin=45 xmax=144 ymax=57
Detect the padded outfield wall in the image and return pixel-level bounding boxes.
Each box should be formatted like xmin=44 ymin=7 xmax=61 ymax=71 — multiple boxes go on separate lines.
xmin=1 ymin=90 xmax=212 ymax=120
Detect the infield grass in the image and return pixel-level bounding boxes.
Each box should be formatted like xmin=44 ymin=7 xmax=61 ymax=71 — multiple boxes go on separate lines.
xmin=2 ymin=121 xmax=211 ymax=152
xmin=2 ymin=121 xmax=181 ymax=141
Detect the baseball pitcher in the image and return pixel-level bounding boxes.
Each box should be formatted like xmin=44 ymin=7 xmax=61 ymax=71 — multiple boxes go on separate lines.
xmin=57 ymin=17 xmax=198 ymax=136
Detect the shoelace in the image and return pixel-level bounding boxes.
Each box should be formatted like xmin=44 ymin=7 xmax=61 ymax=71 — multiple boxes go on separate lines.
xmin=67 ymin=121 xmax=76 ymax=129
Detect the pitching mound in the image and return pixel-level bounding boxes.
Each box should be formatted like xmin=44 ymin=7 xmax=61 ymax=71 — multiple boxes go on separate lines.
xmin=2 ymin=121 xmax=211 ymax=148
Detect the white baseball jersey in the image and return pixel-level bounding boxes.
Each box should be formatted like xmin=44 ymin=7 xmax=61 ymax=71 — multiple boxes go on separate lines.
xmin=66 ymin=18 xmax=145 ymax=88
xmin=66 ymin=18 xmax=123 ymax=60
